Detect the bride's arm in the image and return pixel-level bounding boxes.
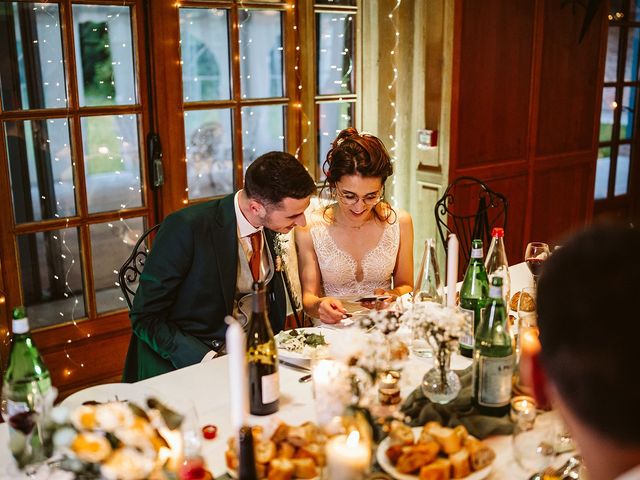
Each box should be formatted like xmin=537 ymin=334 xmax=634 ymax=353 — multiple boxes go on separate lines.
xmin=388 ymin=209 xmax=414 ymax=296
xmin=295 ymin=225 xmax=346 ymax=324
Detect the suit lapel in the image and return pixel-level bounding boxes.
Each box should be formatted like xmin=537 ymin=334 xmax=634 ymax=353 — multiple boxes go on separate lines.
xmin=212 ymin=194 xmax=238 ymax=314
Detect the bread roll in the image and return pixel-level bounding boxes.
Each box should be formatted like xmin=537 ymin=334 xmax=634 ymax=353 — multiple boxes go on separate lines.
xmin=464 ymin=436 xmax=496 ymax=471
xmin=267 ymin=458 xmax=294 ymax=480
xmin=271 ymin=422 xmax=289 ymax=444
xmin=395 ymin=442 xmax=440 ymax=474
xmin=255 ymin=440 xmax=277 ymax=464
xmin=430 ymin=426 xmax=462 ymax=455
xmin=453 ymin=425 xmax=468 ymax=443
xmin=510 ymin=291 xmax=535 ymax=311
xmin=389 ymin=420 xmax=415 ymax=446
xmin=385 ymin=444 xmax=404 ymax=464
xmin=419 ymin=458 xmax=452 ymax=480
xmin=294 ymin=442 xmax=325 ymax=467
xmin=291 ymin=457 xmax=318 ymax=479
xmin=449 ymin=448 xmax=471 ymax=478
xmin=277 ymin=441 xmax=295 ymax=459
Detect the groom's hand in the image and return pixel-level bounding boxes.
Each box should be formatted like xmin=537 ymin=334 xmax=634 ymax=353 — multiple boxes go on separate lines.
xmin=318 ymin=297 xmax=348 ymax=324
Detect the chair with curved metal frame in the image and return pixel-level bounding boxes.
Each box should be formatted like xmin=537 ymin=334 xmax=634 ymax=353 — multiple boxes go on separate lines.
xmin=118 ymin=224 xmax=160 ymax=310
xmin=434 ymin=176 xmax=508 ymax=269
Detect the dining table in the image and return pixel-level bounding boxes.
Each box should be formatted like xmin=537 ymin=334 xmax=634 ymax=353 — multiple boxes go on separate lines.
xmin=0 ymin=262 xmax=567 ymax=480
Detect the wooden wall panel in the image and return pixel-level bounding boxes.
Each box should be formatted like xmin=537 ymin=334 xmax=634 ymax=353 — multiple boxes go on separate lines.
xmin=456 ymin=0 xmax=535 ymax=168
xmin=530 ymin=162 xmax=593 ymax=244
xmin=536 ymin=1 xmax=604 ymax=156
xmin=44 ymin=330 xmax=131 ymax=399
xmin=449 ymin=0 xmax=607 ymax=259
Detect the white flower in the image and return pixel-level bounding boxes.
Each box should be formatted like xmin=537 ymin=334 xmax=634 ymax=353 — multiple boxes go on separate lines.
xmin=53 ymin=426 xmax=76 ymax=449
xmin=95 ymin=402 xmax=134 ymax=432
xmin=100 ymin=447 xmax=155 ymax=480
xmin=70 ymin=432 xmax=112 ymax=463
xmin=49 ymin=405 xmax=71 ymax=425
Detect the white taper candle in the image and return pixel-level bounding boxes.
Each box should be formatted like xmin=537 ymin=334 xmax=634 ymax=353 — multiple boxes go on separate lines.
xmin=225 ymin=316 xmax=248 ymax=430
xmin=447 ymin=234 xmax=459 ymax=307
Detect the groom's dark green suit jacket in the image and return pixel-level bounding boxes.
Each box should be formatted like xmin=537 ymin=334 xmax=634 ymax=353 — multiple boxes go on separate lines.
xmin=122 ymin=194 xmax=287 ymax=382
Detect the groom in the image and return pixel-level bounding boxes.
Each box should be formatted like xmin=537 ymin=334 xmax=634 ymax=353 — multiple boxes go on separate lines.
xmin=122 ymin=152 xmax=316 ymax=382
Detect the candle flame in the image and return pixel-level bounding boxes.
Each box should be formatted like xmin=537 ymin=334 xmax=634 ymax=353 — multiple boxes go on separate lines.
xmin=346 ymin=430 xmax=360 ymax=447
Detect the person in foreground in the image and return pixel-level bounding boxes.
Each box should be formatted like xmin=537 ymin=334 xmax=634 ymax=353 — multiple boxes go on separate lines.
xmin=296 ymin=128 xmax=413 ymax=324
xmin=533 ymin=224 xmax=640 ymax=480
xmin=122 ymin=152 xmax=316 ymax=382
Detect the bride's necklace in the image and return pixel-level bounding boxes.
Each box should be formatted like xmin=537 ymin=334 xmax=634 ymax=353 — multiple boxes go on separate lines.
xmin=333 ymin=207 xmax=374 ymax=230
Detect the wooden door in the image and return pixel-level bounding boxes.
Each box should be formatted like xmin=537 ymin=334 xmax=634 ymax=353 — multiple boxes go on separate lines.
xmin=0 ymin=0 xmax=156 ymax=397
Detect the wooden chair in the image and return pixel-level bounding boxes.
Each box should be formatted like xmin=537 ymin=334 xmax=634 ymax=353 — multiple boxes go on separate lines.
xmin=434 ymin=176 xmax=508 ymax=269
xmin=118 ymin=224 xmax=160 ymax=310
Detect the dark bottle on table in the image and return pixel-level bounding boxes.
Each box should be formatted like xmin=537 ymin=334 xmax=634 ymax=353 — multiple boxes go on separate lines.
xmin=238 ymin=426 xmax=258 ymax=480
xmin=459 ymin=239 xmax=490 ymax=358
xmin=472 ymin=277 xmax=514 ymax=416
xmin=246 ymin=281 xmax=279 ymax=415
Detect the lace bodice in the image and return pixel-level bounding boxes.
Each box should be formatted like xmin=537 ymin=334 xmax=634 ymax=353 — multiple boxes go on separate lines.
xmin=308 ymin=209 xmax=400 ymax=297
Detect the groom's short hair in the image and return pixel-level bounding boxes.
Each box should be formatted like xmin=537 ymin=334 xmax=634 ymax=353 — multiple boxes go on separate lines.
xmin=244 ymin=151 xmax=316 ymax=206
xmin=537 ymin=224 xmax=640 ymax=443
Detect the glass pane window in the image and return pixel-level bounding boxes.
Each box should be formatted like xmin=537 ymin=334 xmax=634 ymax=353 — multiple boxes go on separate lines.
xmin=17 ymin=227 xmax=85 ymax=330
xmin=316 ymin=12 xmax=355 ymax=95
xmin=318 ymin=101 xmax=354 ymax=174
xmin=605 ymin=27 xmax=619 ymax=83
xmin=239 ymin=10 xmax=284 ymax=99
xmin=615 ymin=144 xmax=631 ymax=196
xmin=594 ymin=147 xmax=611 ymax=200
xmin=241 ymin=104 xmax=285 ymax=172
xmin=600 ymin=87 xmax=616 ymax=142
xmin=6 ymin=119 xmax=76 ymax=224
xmin=184 ymin=109 xmax=234 ymax=199
xmin=180 ymin=8 xmax=231 ymax=102
xmin=90 ymin=217 xmax=145 ymax=314
xmin=620 ymin=86 xmax=636 ymax=140
xmin=0 ymin=2 xmax=67 ymax=111
xmin=81 ymin=114 xmax=142 ymax=213
xmin=625 ymin=28 xmax=640 ymax=81
xmin=72 ymin=5 xmax=136 ymax=107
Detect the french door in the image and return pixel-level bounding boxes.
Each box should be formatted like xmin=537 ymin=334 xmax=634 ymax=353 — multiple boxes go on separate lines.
xmin=0 ymin=0 xmax=359 ymax=397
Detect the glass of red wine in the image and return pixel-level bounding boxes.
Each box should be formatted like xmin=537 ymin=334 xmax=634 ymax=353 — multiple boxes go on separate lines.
xmin=525 ymin=242 xmax=550 ymax=284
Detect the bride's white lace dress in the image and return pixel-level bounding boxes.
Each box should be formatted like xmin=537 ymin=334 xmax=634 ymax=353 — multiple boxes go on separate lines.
xmin=308 ymin=208 xmax=400 ymax=297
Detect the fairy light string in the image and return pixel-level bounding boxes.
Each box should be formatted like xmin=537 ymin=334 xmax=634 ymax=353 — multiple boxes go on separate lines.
xmin=387 ymin=0 xmax=401 ymax=206
xmin=18 ymin=2 xmax=137 ymax=378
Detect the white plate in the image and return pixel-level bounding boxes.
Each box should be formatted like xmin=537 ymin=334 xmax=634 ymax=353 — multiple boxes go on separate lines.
xmin=61 ymin=383 xmax=163 ymax=409
xmin=276 ymin=327 xmax=337 ymax=366
xmin=376 ymin=427 xmax=492 ymax=480
xmin=228 ymin=468 xmax=318 ymax=480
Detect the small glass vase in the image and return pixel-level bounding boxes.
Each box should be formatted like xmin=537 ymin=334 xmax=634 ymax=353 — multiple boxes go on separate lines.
xmin=421 ymin=347 xmax=461 ymax=404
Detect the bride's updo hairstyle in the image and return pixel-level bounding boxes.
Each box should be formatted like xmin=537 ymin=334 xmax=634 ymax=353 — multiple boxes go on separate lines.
xmin=322 ymin=127 xmax=395 ymax=223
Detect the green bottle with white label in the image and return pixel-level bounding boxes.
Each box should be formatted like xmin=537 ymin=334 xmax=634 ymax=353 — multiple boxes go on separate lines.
xmin=2 ymin=306 xmax=53 ymax=467
xmin=472 ymin=277 xmax=514 ymax=416
xmin=459 ymin=239 xmax=490 ymax=358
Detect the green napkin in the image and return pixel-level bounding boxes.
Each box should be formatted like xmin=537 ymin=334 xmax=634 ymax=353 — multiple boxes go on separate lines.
xmin=401 ymin=367 xmax=514 ymax=439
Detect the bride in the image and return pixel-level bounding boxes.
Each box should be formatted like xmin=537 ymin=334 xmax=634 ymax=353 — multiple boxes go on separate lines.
xmin=295 ymin=128 xmax=414 ymax=324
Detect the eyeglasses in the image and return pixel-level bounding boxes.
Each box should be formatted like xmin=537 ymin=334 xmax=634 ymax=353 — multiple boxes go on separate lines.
xmin=336 ymin=187 xmax=382 ymax=206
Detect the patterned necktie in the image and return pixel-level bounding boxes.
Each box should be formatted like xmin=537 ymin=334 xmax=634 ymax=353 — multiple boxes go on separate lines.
xmin=249 ymin=231 xmax=262 ymax=282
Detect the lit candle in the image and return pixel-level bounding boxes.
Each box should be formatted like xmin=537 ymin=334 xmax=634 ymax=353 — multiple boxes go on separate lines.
xmin=510 ymin=395 xmax=537 ymax=422
xmin=518 ymin=327 xmax=541 ymax=394
xmin=311 ymin=359 xmax=350 ymax=427
xmin=225 ymin=316 xmax=248 ymax=430
xmin=446 ymin=234 xmax=459 ymax=307
xmin=378 ymin=371 xmax=401 ymax=405
xmin=325 ymin=430 xmax=371 ymax=480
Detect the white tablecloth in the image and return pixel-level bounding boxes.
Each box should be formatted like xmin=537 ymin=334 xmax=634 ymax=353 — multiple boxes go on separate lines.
xmin=1 ymin=263 xmax=548 ymax=479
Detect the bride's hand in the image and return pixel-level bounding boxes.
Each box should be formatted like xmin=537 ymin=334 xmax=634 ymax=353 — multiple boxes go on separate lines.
xmin=318 ymin=297 xmax=348 ymax=324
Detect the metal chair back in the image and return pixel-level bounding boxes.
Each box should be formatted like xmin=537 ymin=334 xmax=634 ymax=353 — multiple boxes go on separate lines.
xmin=434 ymin=176 xmax=508 ymax=269
xmin=118 ymin=224 xmax=160 ymax=310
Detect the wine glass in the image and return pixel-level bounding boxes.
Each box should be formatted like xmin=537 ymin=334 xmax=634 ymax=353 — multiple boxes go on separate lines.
xmin=512 ymin=407 xmax=555 ymax=475
xmin=524 ymin=242 xmax=550 ymax=284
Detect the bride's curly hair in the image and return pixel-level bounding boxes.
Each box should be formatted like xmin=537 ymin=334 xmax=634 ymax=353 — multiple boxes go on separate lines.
xmin=322 ymin=128 xmax=396 ymax=223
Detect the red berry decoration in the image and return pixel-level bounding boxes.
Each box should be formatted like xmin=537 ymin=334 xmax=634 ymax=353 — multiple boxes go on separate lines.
xmin=201 ymin=424 xmax=218 ymax=440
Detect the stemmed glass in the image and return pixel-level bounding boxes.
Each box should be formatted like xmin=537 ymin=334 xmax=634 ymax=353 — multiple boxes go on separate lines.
xmin=524 ymin=242 xmax=550 ymax=284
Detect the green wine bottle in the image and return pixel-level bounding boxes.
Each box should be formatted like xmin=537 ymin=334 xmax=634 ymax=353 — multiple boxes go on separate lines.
xmin=472 ymin=277 xmax=514 ymax=416
xmin=246 ymin=282 xmax=279 ymax=415
xmin=2 ymin=306 xmax=53 ymax=467
xmin=459 ymin=239 xmax=490 ymax=358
